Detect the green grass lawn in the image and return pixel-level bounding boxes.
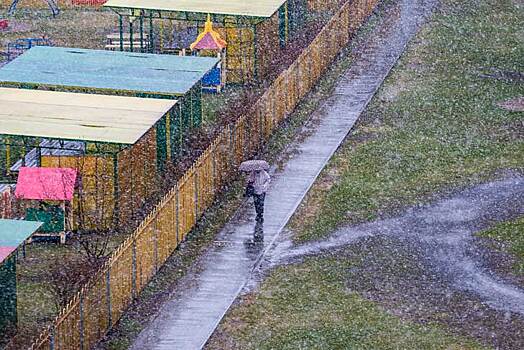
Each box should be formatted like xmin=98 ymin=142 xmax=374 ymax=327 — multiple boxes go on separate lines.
xmin=478 ymin=217 xmax=524 ymax=276
xmin=0 ymin=8 xmax=116 ymax=50
xmin=208 ymin=254 xmax=486 ymax=350
xmin=289 ymin=0 xmax=524 ymax=243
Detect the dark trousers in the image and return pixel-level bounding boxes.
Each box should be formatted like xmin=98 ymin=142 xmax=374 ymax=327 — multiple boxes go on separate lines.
xmin=254 ymin=193 xmax=266 ymax=221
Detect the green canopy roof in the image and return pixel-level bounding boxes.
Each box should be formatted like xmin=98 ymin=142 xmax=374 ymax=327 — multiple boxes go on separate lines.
xmin=0 ymin=219 xmax=42 ymax=247
xmin=0 ymin=46 xmax=219 ymax=96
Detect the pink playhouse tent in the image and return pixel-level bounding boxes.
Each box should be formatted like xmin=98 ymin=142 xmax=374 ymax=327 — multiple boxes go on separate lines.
xmin=15 ymin=167 xmax=77 ymax=201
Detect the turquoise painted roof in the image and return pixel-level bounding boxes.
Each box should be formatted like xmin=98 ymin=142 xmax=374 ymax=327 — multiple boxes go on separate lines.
xmin=0 ymin=219 xmax=42 ymax=247
xmin=0 ymin=47 xmax=219 ymax=96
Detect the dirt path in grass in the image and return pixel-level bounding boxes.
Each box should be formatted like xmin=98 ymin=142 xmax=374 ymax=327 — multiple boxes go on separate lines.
xmin=262 ymin=176 xmax=524 ymax=349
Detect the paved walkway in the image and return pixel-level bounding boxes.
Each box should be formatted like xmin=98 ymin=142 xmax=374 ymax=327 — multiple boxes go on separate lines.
xmin=130 ymin=1 xmax=438 ymax=349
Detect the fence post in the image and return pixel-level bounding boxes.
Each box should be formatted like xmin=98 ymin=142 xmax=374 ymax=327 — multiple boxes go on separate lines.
xmin=132 ymin=239 xmax=137 ymax=298
xmin=49 ymin=326 xmax=55 ymax=350
xmin=258 ymin=108 xmax=264 ymax=150
xmin=79 ymin=292 xmax=84 ymax=350
xmin=106 ymin=269 xmax=112 ymax=327
xmin=229 ymin=126 xmax=235 ymax=174
xmin=211 ymin=147 xmax=217 ymax=193
xmin=175 ymin=186 xmax=180 ymax=243
xmin=245 ymin=117 xmax=251 ymax=158
xmin=153 ymin=214 xmax=159 ymax=272
xmin=194 ymin=169 xmax=199 ymax=218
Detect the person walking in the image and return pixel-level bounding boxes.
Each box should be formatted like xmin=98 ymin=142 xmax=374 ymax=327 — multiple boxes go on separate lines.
xmin=246 ymin=169 xmax=271 ymax=223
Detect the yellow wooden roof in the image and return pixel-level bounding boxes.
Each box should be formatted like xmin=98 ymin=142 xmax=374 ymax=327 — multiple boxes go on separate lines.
xmin=0 ymin=88 xmax=177 ymax=145
xmin=103 ymin=0 xmax=286 ymax=18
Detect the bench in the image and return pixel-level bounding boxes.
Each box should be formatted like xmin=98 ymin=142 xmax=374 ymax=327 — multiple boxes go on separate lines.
xmin=107 ymin=33 xmax=149 ymax=40
xmin=105 ymin=33 xmax=149 ymax=51
xmin=105 ymin=42 xmax=150 ymax=51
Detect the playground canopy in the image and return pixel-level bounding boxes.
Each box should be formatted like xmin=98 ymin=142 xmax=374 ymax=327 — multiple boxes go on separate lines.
xmin=104 ymin=0 xmax=287 ymax=18
xmin=103 ymin=0 xmax=305 ymax=83
xmin=0 ymin=46 xmax=217 ymax=134
xmin=0 ymin=87 xmax=177 ymax=145
xmin=0 ymin=219 xmax=42 ymax=264
xmin=0 ymin=87 xmax=179 ymax=228
xmin=15 ymin=167 xmax=77 ymax=201
xmin=0 ymin=46 xmax=219 ymax=97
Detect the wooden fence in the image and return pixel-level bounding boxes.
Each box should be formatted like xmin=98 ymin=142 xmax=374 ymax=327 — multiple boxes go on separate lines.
xmin=21 ymin=0 xmax=380 ymax=348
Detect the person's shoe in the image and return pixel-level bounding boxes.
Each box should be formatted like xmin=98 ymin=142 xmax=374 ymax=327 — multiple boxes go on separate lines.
xmin=256 ymin=216 xmax=264 ymax=223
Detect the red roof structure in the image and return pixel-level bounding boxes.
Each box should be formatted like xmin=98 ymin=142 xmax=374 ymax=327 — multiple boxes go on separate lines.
xmin=15 ymin=167 xmax=77 ymax=201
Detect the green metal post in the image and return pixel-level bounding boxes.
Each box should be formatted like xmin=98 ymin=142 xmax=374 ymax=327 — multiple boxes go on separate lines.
xmin=278 ymin=4 xmax=288 ymax=47
xmin=140 ymin=15 xmax=144 ymax=52
xmin=169 ymin=109 xmax=177 ymax=160
xmin=0 ymin=255 xmax=17 ymax=335
xmin=149 ymin=12 xmax=154 ymax=53
xmin=172 ymin=105 xmax=181 ymax=159
xmin=156 ymin=116 xmax=167 ymax=172
xmin=119 ymin=15 xmax=124 ymax=51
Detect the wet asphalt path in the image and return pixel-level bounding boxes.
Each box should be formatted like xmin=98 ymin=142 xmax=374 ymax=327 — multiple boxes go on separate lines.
xmin=275 ymin=176 xmax=524 ymax=316
xmin=130 ymin=1 xmax=438 ymax=349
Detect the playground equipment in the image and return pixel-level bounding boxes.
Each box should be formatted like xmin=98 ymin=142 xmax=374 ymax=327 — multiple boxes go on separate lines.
xmin=3 ymin=37 xmax=52 ymax=62
xmin=105 ymin=32 xmax=150 ymax=51
xmin=103 ymin=0 xmax=307 ymax=83
xmin=15 ymin=167 xmax=77 ymax=243
xmin=0 ymin=47 xmax=219 ymax=227
xmin=163 ymin=24 xmax=198 ymax=56
xmin=190 ymin=15 xmax=227 ymax=92
xmin=0 ymin=46 xmax=217 ymax=134
xmin=8 ymin=0 xmax=60 ymax=17
xmin=0 ymin=87 xmax=181 ymax=229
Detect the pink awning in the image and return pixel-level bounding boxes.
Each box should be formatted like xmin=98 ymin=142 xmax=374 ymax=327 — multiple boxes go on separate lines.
xmin=15 ymin=167 xmax=77 ymax=201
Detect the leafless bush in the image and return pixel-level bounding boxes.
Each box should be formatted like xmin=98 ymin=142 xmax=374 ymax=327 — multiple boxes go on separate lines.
xmin=76 ymin=229 xmax=112 ymax=267
xmin=46 ymin=256 xmax=95 ymax=313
